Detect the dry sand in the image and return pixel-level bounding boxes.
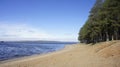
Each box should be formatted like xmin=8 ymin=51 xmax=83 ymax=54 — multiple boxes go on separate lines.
xmin=0 ymin=41 xmax=120 ymax=67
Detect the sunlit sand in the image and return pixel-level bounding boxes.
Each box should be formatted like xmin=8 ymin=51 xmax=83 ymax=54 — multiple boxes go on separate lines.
xmin=0 ymin=41 xmax=120 ymax=67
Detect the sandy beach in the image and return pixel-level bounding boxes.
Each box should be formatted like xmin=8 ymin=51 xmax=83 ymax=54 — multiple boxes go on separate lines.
xmin=0 ymin=41 xmax=120 ymax=67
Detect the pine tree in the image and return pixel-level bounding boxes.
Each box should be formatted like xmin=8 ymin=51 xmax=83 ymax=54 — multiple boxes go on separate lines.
xmin=78 ymin=0 xmax=120 ymax=44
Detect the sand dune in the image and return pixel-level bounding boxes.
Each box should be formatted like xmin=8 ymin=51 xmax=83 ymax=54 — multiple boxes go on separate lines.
xmin=0 ymin=41 xmax=120 ymax=67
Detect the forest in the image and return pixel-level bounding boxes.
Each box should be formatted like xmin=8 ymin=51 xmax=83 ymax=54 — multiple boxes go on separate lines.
xmin=78 ymin=0 xmax=120 ymax=44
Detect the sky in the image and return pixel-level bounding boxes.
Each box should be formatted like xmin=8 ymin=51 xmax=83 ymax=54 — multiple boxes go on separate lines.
xmin=0 ymin=0 xmax=96 ymax=42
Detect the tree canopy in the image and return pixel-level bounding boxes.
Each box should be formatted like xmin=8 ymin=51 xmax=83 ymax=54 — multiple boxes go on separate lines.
xmin=78 ymin=0 xmax=120 ymax=44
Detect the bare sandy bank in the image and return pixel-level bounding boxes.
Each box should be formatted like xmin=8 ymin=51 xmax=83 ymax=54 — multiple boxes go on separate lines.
xmin=0 ymin=41 xmax=120 ymax=67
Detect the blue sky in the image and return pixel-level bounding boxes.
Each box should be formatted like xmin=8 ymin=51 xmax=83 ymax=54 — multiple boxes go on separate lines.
xmin=0 ymin=0 xmax=96 ymax=41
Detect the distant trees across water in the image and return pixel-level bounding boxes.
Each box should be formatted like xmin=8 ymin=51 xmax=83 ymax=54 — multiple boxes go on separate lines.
xmin=78 ymin=0 xmax=120 ymax=44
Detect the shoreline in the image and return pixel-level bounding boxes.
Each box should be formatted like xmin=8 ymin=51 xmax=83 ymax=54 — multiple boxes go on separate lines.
xmin=0 ymin=41 xmax=120 ymax=67
xmin=0 ymin=44 xmax=76 ymax=66
xmin=0 ymin=45 xmax=65 ymax=63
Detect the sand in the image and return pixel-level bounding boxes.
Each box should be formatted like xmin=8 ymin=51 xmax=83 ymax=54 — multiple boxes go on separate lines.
xmin=0 ymin=41 xmax=120 ymax=67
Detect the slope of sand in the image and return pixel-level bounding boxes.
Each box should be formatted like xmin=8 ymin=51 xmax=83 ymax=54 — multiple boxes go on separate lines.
xmin=0 ymin=41 xmax=120 ymax=67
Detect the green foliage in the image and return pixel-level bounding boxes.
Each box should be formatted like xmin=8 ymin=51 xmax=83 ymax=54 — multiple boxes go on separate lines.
xmin=78 ymin=0 xmax=120 ymax=44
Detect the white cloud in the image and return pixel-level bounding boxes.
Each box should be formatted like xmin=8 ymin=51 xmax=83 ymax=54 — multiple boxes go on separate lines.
xmin=0 ymin=23 xmax=52 ymax=41
xmin=0 ymin=22 xmax=77 ymax=41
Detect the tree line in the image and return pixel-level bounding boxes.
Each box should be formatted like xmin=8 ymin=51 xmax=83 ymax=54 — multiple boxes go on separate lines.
xmin=78 ymin=0 xmax=120 ymax=44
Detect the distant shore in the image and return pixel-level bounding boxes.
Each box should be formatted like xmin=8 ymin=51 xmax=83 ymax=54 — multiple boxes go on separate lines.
xmin=0 ymin=41 xmax=120 ymax=67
